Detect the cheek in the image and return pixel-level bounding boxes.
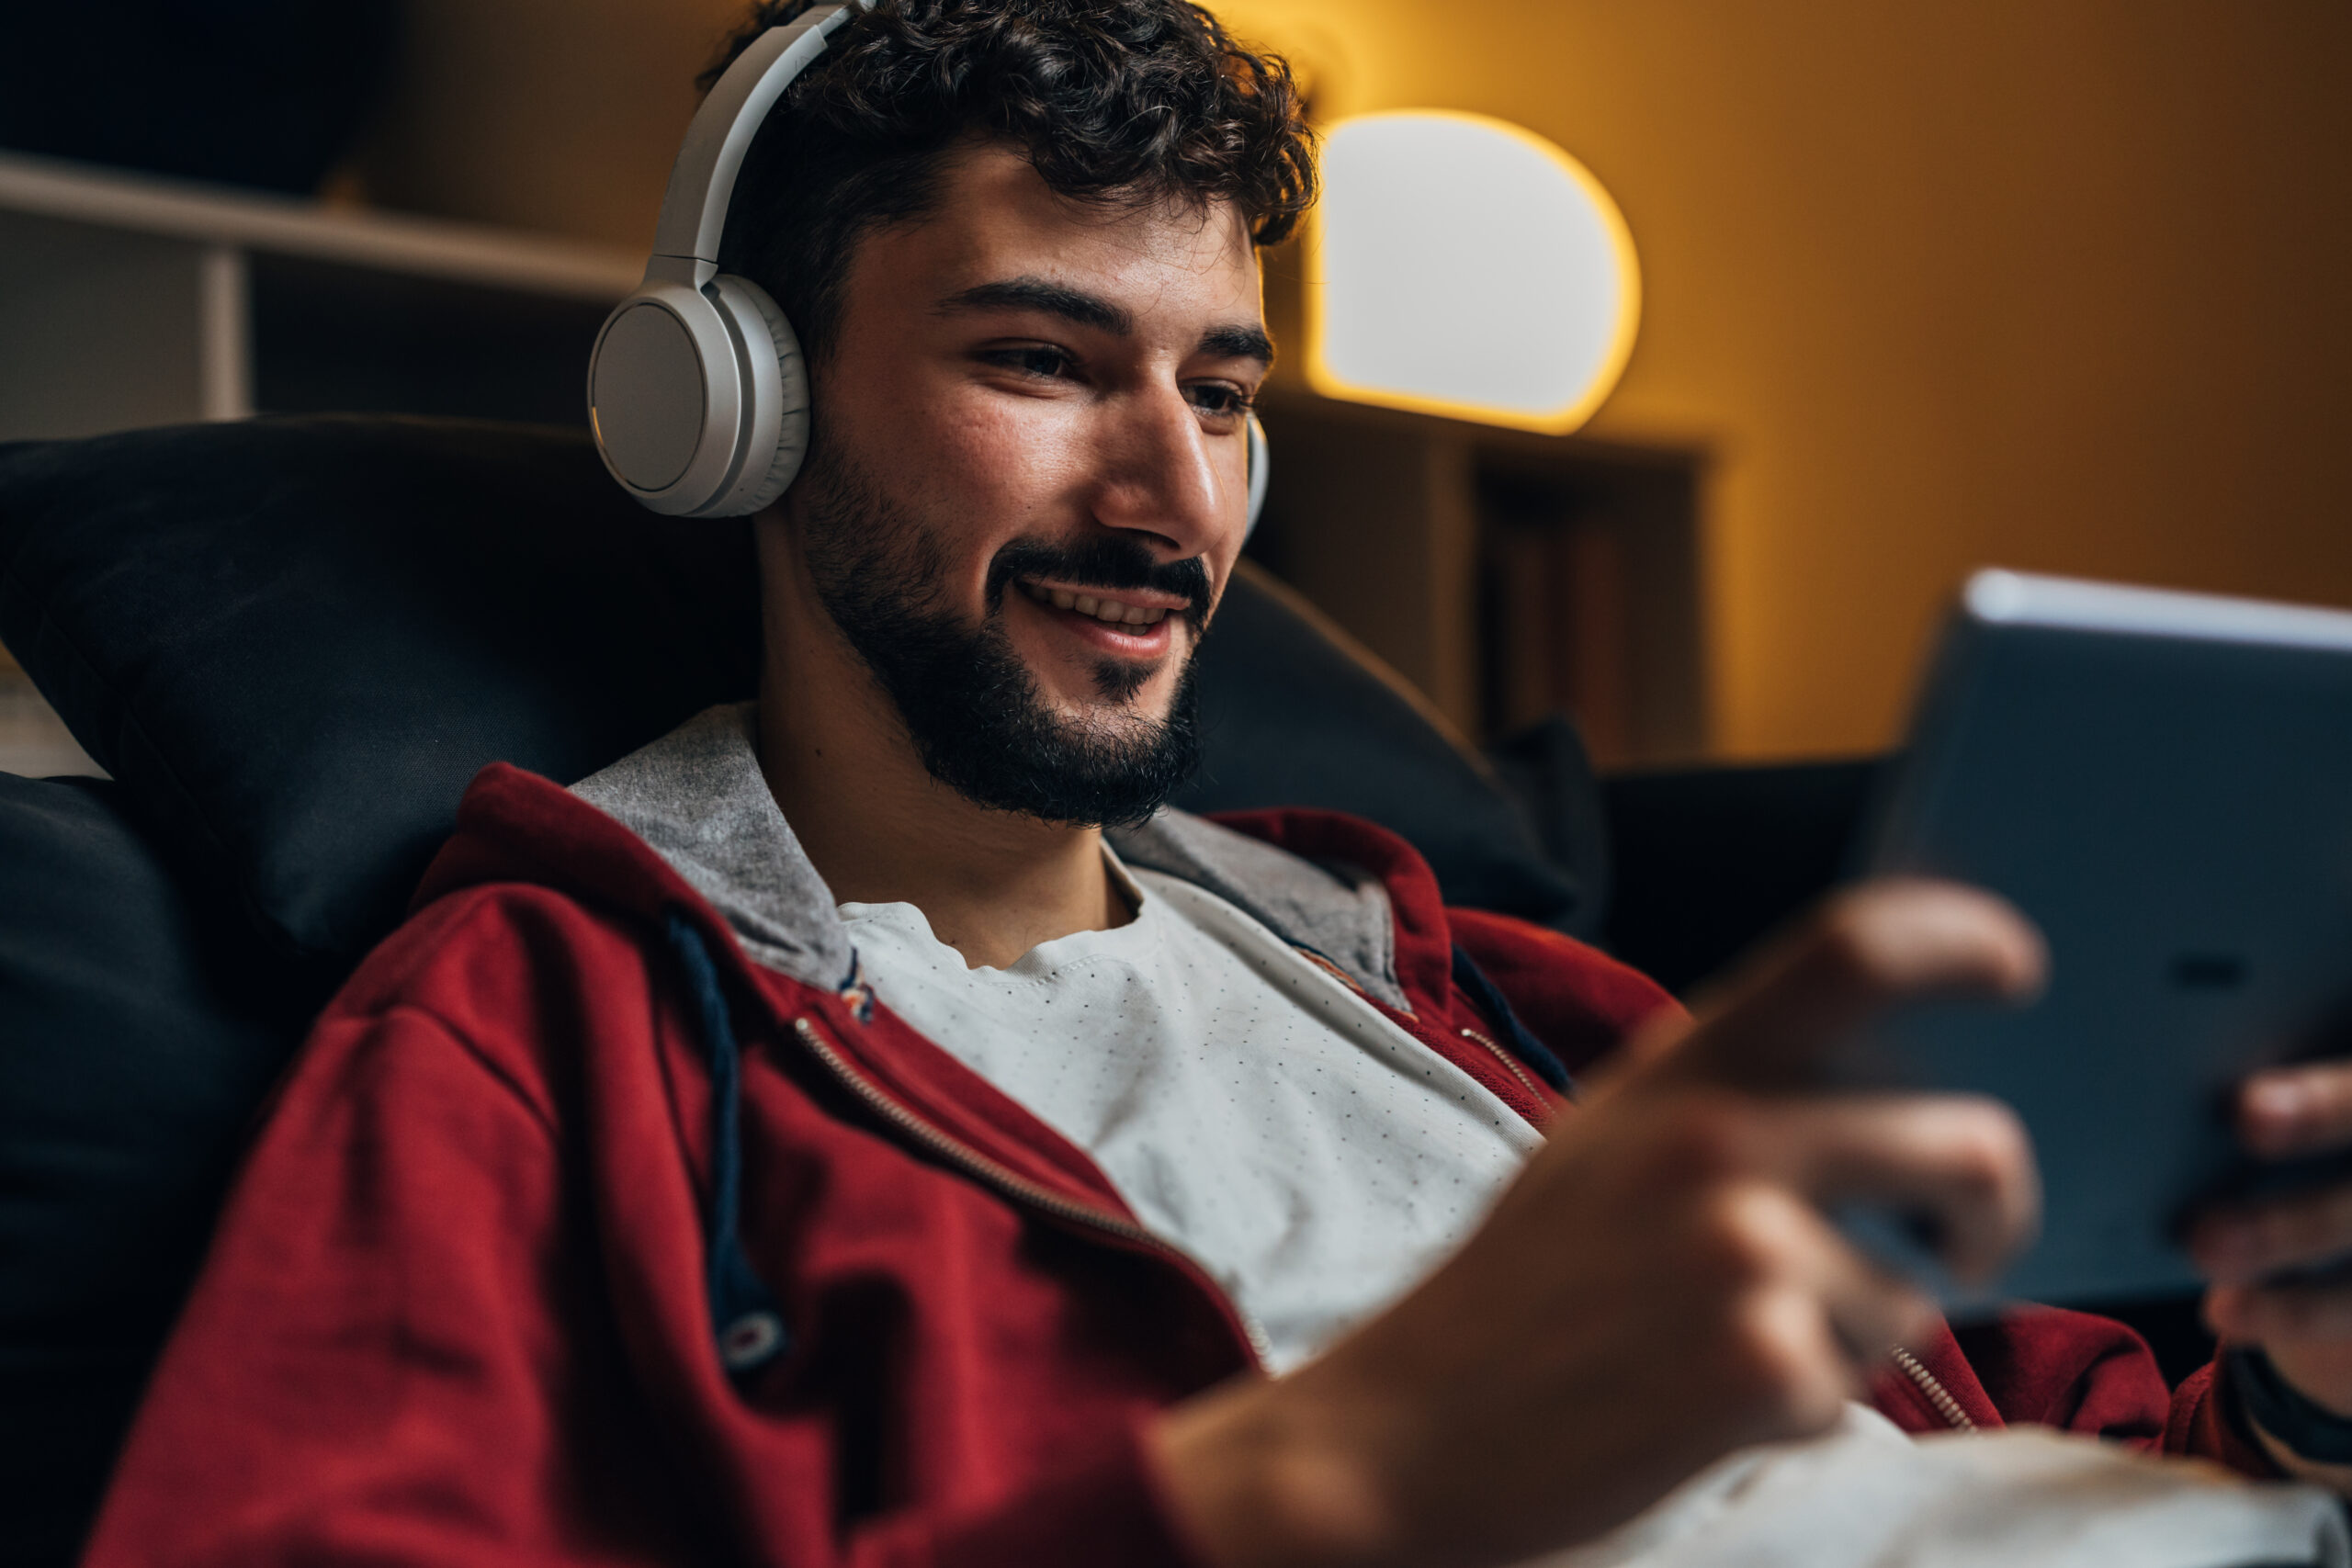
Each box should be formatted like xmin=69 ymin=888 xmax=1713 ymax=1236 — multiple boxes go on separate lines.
xmin=826 ymin=387 xmax=1060 ymax=607
xmin=899 ymin=392 xmax=1089 ymax=561
xmin=907 ymin=375 xmax=1074 ymax=500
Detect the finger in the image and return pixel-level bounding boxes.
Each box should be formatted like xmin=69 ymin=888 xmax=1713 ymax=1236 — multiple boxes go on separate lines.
xmin=1677 ymin=880 xmax=2048 ymax=1089
xmin=1727 ymin=1282 xmax=1860 ymax=1447
xmin=2188 ymin=1182 xmax=2352 ymax=1283
xmin=2239 ymin=1065 xmax=2352 ymax=1161
xmin=1764 ymin=1187 xmax=1944 ymax=1363
xmin=1755 ymin=1094 xmax=2041 ymax=1286
xmin=2207 ymin=1280 xmax=2352 ymax=1343
xmin=1709 ymin=1187 xmax=1936 ymax=1435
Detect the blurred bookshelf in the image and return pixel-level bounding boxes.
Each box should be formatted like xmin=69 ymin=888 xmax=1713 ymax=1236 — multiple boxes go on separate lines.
xmin=1247 ymin=389 xmax=1706 ymax=768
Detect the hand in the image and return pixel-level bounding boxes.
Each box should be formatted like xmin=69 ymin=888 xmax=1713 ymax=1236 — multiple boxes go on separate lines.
xmin=2188 ymin=1060 xmax=2352 ymax=1437
xmin=1151 ymin=882 xmax=2046 ymax=1568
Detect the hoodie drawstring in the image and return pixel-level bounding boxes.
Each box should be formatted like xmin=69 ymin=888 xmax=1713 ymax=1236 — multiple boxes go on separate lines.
xmin=1451 ymin=943 xmax=1576 ymax=1098
xmin=662 ymin=909 xmax=790 ymax=1386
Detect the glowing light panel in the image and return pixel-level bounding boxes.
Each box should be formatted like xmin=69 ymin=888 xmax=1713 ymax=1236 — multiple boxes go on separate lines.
xmin=1307 ymin=111 xmax=1640 ymax=434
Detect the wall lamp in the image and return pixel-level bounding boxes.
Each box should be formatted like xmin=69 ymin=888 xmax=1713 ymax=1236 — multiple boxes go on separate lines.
xmin=1305 ymin=110 xmax=1640 ymax=435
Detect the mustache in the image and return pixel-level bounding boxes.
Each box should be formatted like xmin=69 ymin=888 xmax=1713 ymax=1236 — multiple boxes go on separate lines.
xmin=985 ymin=536 xmax=1215 ymax=626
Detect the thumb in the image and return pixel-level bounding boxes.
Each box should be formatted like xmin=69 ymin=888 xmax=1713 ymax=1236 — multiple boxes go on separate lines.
xmin=1668 ymin=879 xmax=2046 ymax=1090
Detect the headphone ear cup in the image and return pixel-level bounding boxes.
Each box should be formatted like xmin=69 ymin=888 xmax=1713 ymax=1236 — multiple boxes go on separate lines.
xmin=707 ymin=273 xmax=812 ymax=515
xmin=1244 ymin=412 xmax=1271 ymax=538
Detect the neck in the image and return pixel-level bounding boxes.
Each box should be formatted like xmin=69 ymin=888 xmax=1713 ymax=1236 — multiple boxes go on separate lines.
xmin=753 ymin=525 xmax=1127 ymax=972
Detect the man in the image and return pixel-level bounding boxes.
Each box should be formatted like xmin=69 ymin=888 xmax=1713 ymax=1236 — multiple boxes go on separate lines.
xmin=81 ymin=2 xmax=2352 ymax=1563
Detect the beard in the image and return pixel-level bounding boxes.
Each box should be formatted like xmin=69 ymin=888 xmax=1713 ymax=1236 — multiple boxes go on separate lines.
xmin=794 ymin=438 xmax=1210 ymax=829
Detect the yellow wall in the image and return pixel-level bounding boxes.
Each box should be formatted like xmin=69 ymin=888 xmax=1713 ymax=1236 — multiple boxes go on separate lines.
xmin=354 ymin=0 xmax=2352 ymax=760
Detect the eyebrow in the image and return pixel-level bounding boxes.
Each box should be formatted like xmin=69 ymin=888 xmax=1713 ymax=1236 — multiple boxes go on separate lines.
xmin=937 ymin=278 xmax=1132 ymax=335
xmin=937 ymin=276 xmax=1274 ymax=367
xmin=1199 ymin=322 xmax=1275 ymax=368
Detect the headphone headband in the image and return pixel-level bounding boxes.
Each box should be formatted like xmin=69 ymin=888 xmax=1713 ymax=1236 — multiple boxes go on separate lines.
xmin=649 ymin=4 xmax=862 ymax=279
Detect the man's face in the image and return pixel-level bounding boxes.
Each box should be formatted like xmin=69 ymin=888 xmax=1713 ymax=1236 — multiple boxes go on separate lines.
xmin=781 ymin=141 xmax=1268 ymax=824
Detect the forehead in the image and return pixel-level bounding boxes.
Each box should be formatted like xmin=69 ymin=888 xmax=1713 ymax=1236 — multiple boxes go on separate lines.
xmin=854 ymin=141 xmax=1262 ymax=327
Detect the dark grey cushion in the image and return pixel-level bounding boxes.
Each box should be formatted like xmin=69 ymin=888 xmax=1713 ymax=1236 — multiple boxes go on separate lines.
xmin=1170 ymin=565 xmax=1592 ymax=931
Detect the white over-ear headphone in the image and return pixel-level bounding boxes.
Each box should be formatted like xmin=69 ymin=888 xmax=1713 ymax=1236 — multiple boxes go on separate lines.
xmin=586 ymin=0 xmax=1271 ymax=528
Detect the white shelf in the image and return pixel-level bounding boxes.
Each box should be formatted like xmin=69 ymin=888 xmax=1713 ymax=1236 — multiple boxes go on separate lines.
xmin=0 ymin=150 xmax=639 ymax=304
xmin=0 ymin=151 xmax=642 ymax=442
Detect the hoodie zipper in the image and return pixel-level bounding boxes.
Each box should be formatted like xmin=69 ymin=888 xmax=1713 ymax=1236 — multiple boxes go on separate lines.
xmin=788 ymin=1015 xmax=1275 ymax=1370
xmin=1889 ymin=1345 xmax=1976 ymax=1431
xmin=1460 ymin=1025 xmax=1545 ymax=1103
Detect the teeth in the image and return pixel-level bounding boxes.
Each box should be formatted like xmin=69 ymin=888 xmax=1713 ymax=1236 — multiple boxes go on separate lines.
xmin=1021 ymin=581 xmax=1172 ymax=629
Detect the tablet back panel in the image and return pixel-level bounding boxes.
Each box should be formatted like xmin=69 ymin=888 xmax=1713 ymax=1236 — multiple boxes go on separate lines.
xmin=1859 ymin=571 xmax=2352 ymax=1306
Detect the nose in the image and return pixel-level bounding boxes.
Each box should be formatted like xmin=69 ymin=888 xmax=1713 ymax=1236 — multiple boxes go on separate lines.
xmin=1084 ymin=387 xmax=1238 ymax=560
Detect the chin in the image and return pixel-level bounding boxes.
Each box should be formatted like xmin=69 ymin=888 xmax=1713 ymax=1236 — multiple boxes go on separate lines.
xmin=1023 ymin=628 xmax=1193 ymax=717
xmin=1046 ymin=663 xmax=1180 ymax=724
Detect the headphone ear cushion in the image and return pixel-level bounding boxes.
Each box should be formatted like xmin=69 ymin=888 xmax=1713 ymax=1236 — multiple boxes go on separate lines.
xmin=713 ymin=274 xmax=812 ymax=515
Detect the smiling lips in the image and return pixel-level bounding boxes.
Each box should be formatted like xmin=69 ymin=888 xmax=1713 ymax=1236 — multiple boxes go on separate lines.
xmin=1018 ymin=580 xmax=1175 ymax=629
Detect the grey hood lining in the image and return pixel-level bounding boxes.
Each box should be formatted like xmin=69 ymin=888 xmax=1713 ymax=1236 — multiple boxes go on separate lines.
xmin=1104 ymin=814 xmax=1403 ymax=1010
xmin=571 ymin=705 xmax=854 ymax=987
xmin=569 ymin=703 xmax=1407 ymax=1010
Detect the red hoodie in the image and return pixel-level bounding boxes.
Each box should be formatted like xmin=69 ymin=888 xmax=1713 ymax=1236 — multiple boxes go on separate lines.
xmin=82 ymin=761 xmax=2268 ymax=1568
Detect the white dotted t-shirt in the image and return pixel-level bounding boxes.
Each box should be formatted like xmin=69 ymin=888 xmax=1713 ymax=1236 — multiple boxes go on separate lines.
xmin=839 ymin=857 xmax=1543 ymax=1373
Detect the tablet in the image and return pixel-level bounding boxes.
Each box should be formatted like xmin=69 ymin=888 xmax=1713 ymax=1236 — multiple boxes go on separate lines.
xmin=1846 ymin=570 xmax=2352 ymax=1308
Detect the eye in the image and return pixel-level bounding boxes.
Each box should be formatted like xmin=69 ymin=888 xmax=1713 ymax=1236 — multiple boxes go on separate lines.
xmin=1186 ymin=380 xmax=1255 ymax=420
xmin=983 ymin=344 xmax=1078 ymax=380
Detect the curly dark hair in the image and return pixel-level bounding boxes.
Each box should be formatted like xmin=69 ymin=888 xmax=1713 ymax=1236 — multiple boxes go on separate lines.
xmin=702 ymin=0 xmax=1315 ymax=365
